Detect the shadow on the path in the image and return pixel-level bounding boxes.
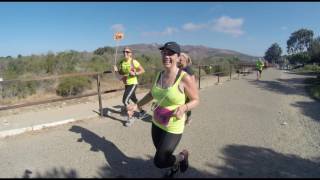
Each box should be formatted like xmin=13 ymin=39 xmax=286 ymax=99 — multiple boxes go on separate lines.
xmin=20 ymin=143 xmax=320 ymax=178
xmin=287 ymin=71 xmax=320 ymax=77
xmin=248 ymin=70 xmax=317 ymax=98
xmin=291 ymin=101 xmax=320 ymax=122
xmin=68 ymin=125 xmax=158 ymax=177
xmin=213 ymin=144 xmax=320 ymax=178
xmin=248 ymin=73 xmax=320 ymax=123
xmin=21 ymin=168 xmax=78 ymax=178
xmin=67 ymin=125 xmax=216 ymax=178
xmin=248 ymin=78 xmax=306 ymax=97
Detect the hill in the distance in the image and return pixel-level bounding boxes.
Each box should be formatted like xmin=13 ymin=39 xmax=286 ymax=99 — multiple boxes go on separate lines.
xmin=118 ymin=43 xmax=259 ymax=63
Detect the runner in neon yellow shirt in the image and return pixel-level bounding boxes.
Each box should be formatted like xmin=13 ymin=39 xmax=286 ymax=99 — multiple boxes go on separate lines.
xmin=126 ymin=42 xmax=200 ymax=177
xmin=113 ymin=47 xmax=145 ymax=126
xmin=256 ymin=58 xmax=264 ymax=80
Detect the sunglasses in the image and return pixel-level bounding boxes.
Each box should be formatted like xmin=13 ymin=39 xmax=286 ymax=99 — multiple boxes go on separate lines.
xmin=123 ymin=51 xmax=132 ymax=54
xmin=161 ymin=49 xmax=176 ymax=56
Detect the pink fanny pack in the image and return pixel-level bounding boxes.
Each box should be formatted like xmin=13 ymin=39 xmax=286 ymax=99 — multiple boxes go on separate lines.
xmin=153 ymin=106 xmax=174 ymax=126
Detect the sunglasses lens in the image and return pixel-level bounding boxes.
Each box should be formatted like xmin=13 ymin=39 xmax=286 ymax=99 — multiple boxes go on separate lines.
xmin=161 ymin=49 xmax=176 ymax=56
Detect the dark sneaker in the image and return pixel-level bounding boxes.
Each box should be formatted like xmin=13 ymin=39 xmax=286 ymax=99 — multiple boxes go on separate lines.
xmin=138 ymin=110 xmax=147 ymax=119
xmin=179 ymin=150 xmax=189 ymax=173
xmin=163 ymin=165 xmax=179 ymax=178
xmin=124 ymin=117 xmax=135 ymax=127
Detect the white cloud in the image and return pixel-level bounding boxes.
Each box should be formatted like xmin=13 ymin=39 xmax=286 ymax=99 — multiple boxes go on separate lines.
xmin=182 ymin=22 xmax=207 ymax=31
xmin=141 ymin=16 xmax=244 ymax=38
xmin=180 ymin=16 xmax=245 ymax=37
xmin=211 ymin=16 xmax=244 ymax=37
xmin=142 ymin=27 xmax=179 ymax=37
xmin=110 ymin=24 xmax=125 ymax=32
xmin=163 ymin=27 xmax=179 ymax=35
xmin=281 ymin=26 xmax=288 ymax=30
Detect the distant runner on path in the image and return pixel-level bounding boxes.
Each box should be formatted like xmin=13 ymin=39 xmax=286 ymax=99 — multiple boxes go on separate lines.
xmin=256 ymin=58 xmax=265 ymax=80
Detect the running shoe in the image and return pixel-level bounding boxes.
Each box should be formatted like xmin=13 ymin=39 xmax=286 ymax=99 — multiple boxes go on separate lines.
xmin=138 ymin=110 xmax=147 ymax=119
xmin=179 ymin=149 xmax=189 ymax=173
xmin=124 ymin=117 xmax=135 ymax=127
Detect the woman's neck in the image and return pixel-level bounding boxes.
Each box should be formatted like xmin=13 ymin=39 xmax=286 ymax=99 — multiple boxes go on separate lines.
xmin=164 ymin=66 xmax=179 ymax=75
xmin=160 ymin=66 xmax=179 ymax=88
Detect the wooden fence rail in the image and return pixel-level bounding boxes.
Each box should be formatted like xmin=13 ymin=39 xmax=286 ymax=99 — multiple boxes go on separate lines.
xmin=0 ymin=63 xmax=256 ymax=114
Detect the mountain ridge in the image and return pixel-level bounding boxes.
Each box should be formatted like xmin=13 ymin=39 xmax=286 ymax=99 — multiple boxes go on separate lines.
xmin=116 ymin=43 xmax=259 ymax=62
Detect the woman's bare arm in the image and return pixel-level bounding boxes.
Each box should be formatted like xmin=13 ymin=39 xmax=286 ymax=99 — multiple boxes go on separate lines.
xmin=173 ymin=74 xmax=199 ymax=119
xmin=127 ymin=91 xmax=153 ymax=117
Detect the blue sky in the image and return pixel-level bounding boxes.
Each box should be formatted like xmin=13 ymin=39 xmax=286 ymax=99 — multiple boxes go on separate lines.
xmin=1 ymin=2 xmax=320 ymax=57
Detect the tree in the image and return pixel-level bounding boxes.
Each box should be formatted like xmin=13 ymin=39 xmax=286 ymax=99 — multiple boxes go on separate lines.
xmin=45 ymin=52 xmax=57 ymax=74
xmin=287 ymin=28 xmax=314 ymax=54
xmin=308 ymin=37 xmax=320 ymax=64
xmin=288 ymin=52 xmax=311 ymax=65
xmin=93 ymin=46 xmax=115 ymax=55
xmin=264 ymin=43 xmax=282 ymax=64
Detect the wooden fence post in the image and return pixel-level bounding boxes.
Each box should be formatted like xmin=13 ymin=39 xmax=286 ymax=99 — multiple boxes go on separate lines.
xmin=96 ymin=74 xmax=103 ymax=117
xmin=237 ymin=65 xmax=240 ymax=79
xmin=229 ymin=63 xmax=232 ymax=80
xmin=198 ymin=65 xmax=201 ymax=89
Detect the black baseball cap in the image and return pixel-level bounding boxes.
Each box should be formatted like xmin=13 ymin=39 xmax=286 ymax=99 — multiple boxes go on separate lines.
xmin=159 ymin=41 xmax=181 ymax=54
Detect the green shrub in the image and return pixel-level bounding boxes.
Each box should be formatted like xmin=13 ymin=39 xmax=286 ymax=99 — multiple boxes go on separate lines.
xmin=310 ymin=85 xmax=320 ymax=100
xmin=293 ymin=64 xmax=320 ymax=73
xmin=302 ymin=64 xmax=320 ymax=72
xmin=1 ymin=81 xmax=37 ymax=99
xmin=56 ymin=77 xmax=92 ymax=97
xmin=305 ymin=77 xmax=320 ymax=100
xmin=84 ymin=56 xmax=108 ymax=72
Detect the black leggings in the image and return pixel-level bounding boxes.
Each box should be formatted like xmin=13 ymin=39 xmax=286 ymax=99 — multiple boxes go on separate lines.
xmin=151 ymin=123 xmax=182 ymax=169
xmin=256 ymin=69 xmax=262 ymax=74
xmin=122 ymin=84 xmax=138 ymax=106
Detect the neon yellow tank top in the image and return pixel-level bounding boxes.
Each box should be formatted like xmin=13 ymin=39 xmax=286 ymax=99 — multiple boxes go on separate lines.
xmin=151 ymin=70 xmax=186 ymax=134
xmin=256 ymin=60 xmax=264 ymax=71
xmin=119 ymin=58 xmax=140 ymax=85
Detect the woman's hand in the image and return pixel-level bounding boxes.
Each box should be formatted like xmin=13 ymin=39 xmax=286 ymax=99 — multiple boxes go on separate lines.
xmin=172 ymin=104 xmax=187 ymax=119
xmin=129 ymin=70 xmax=136 ymax=76
xmin=127 ymin=104 xmax=138 ymax=118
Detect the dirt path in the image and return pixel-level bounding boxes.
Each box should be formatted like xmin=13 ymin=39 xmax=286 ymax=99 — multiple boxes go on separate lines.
xmin=0 ymin=68 xmax=319 ymax=178
xmin=183 ymin=68 xmax=320 ymax=177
